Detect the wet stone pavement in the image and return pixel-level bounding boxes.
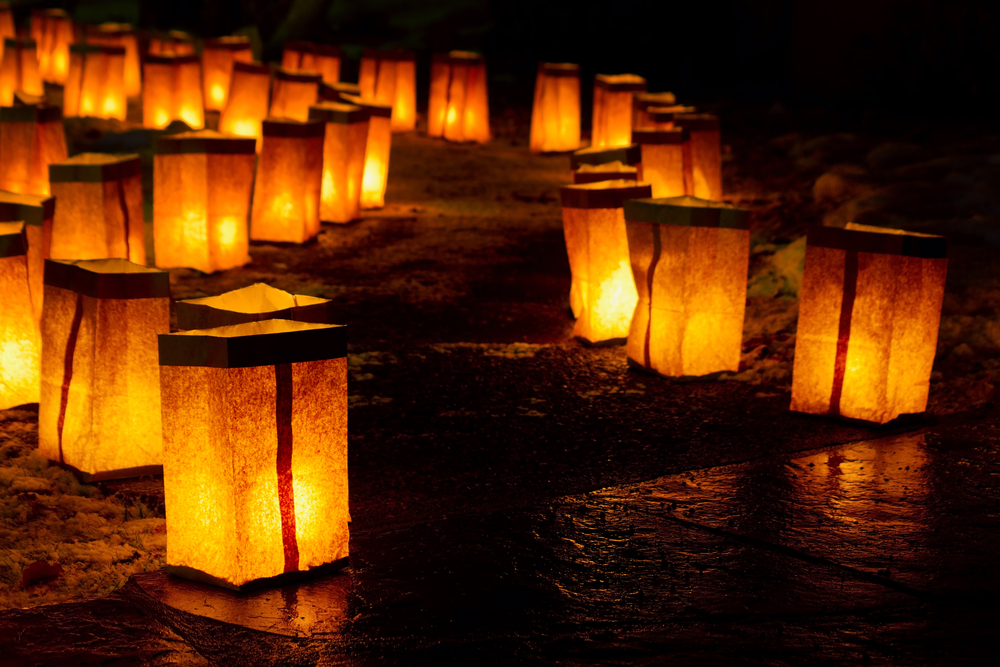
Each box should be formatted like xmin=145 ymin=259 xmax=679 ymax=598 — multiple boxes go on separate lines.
xmin=3 ymin=123 xmax=1000 ymax=665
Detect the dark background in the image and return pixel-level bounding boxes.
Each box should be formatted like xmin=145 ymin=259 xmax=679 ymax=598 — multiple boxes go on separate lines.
xmin=15 ymin=1 xmax=1000 ymax=119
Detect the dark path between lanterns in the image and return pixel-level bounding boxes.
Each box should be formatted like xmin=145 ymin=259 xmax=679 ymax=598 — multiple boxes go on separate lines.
xmin=2 ymin=122 xmax=1000 ymax=665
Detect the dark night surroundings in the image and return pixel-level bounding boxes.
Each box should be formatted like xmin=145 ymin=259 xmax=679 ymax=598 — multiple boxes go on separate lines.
xmin=3 ymin=0 xmax=1000 ymax=664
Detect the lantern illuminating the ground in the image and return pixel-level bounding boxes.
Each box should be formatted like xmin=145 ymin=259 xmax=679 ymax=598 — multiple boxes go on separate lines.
xmin=0 ymin=190 xmax=54 ymax=320
xmin=143 ymin=54 xmax=204 ymax=130
xmin=63 ymin=44 xmax=127 ymax=121
xmin=338 ymin=93 xmax=391 ymax=210
xmin=176 ymin=283 xmax=334 ymax=330
xmin=219 ymin=60 xmax=270 ymax=148
xmin=675 ymin=113 xmax=722 ymax=201
xmin=529 ymin=62 xmax=580 ymax=154
xmin=154 ymin=131 xmax=255 ymax=273
xmin=0 ymin=222 xmax=39 ymax=409
xmin=591 ymin=74 xmax=646 ymax=149
xmin=48 ymin=153 xmax=145 ymax=264
xmin=270 ymin=69 xmax=321 ymax=123
xmin=202 ymin=36 xmax=253 ymax=112
xmin=359 ymin=49 xmax=416 ymax=132
xmin=632 ymin=129 xmax=691 ymax=198
xmin=85 ymin=24 xmax=141 ymax=98
xmin=159 ymin=319 xmax=348 ymax=589
xmin=309 ymin=103 xmax=369 ymax=222
xmin=38 ymin=258 xmax=169 ymax=480
xmin=30 ymin=9 xmax=73 ymax=85
xmin=148 ymin=31 xmax=195 ymax=57
xmin=623 ymin=196 xmax=750 ymax=378
xmin=427 ymin=51 xmax=490 ymax=144
xmin=631 ymin=92 xmax=676 ymax=132
xmin=282 ymin=41 xmax=340 ymax=85
xmin=0 ymin=102 xmax=68 ymax=196
xmin=250 ymin=119 xmax=324 ymax=243
xmin=571 ymin=144 xmax=642 ymax=184
xmin=560 ymin=180 xmax=651 ymax=343
xmin=790 ymin=223 xmax=948 ymax=424
xmin=0 ymin=39 xmax=43 ymax=106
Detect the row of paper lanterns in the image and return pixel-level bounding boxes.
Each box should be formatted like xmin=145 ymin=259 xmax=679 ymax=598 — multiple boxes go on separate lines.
xmin=530 ymin=63 xmax=949 ymax=427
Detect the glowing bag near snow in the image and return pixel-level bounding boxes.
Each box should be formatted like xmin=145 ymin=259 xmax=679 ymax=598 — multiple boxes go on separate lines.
xmin=38 ymin=259 xmax=170 ymax=480
xmin=623 ymin=196 xmax=750 ymax=378
xmin=159 ymin=319 xmax=349 ymax=589
xmin=560 ymin=180 xmax=651 ymax=344
xmin=632 ymin=128 xmax=691 ymax=199
xmin=791 ymin=223 xmax=948 ymax=424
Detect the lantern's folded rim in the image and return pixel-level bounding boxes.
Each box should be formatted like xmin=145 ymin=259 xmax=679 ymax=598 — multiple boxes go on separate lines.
xmin=175 ymin=301 xmax=335 ymax=330
xmin=156 ymin=131 xmax=257 ymax=155
xmin=284 ymin=40 xmax=341 ymax=57
xmin=572 ymin=169 xmax=639 ymax=184
xmin=571 ymin=144 xmax=642 ymax=169
xmin=50 ymin=153 xmax=142 ymax=183
xmin=166 ymin=557 xmax=349 ymax=591
xmin=560 ymin=181 xmax=652 ymax=209
xmin=647 ymin=105 xmax=698 ymax=122
xmin=539 ymin=62 xmax=580 ymax=77
xmin=159 ymin=320 xmax=347 ymax=368
xmin=232 ymin=60 xmax=271 ymax=75
xmin=4 ymin=37 xmax=36 ymax=48
xmin=675 ymin=113 xmax=720 ymax=132
xmin=594 ymin=73 xmax=647 ymax=92
xmin=44 ymin=259 xmax=171 ymax=299
xmin=319 ymin=81 xmax=362 ymax=103
xmin=144 ymin=53 xmax=200 ymax=66
xmin=807 ymin=224 xmax=949 ymax=259
xmin=632 ymin=128 xmax=690 ymax=145
xmin=203 ymin=36 xmax=252 ymax=51
xmin=362 ymin=47 xmax=416 ymax=62
xmin=70 ymin=43 xmax=126 ymax=56
xmin=274 ymin=67 xmax=324 ymax=83
xmin=0 ymin=191 xmax=55 ymax=225
xmin=85 ymin=23 xmax=136 ymax=38
xmin=432 ymin=50 xmax=485 ymax=65
xmin=337 ymin=94 xmax=393 ymax=118
xmin=0 ymin=104 xmax=62 ymax=123
xmin=624 ymin=196 xmax=749 ymax=229
xmin=309 ymin=102 xmax=370 ymax=124
xmin=633 ymin=92 xmax=678 ymax=110
xmin=262 ymin=118 xmax=326 ymax=137
xmin=0 ymin=222 xmax=26 ymax=258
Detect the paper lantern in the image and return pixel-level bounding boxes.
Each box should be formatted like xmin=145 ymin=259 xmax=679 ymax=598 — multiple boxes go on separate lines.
xmin=645 ymin=104 xmax=696 ymax=130
xmin=308 ymin=103 xmax=369 ymax=223
xmin=359 ymin=49 xmax=416 ymax=132
xmin=63 ymin=44 xmax=127 ymax=121
xmin=623 ymin=196 xmax=750 ymax=378
xmin=202 ymin=36 xmax=253 ymax=112
xmin=218 ymin=60 xmax=270 ymax=148
xmin=631 ymin=92 xmax=676 ymax=132
xmin=560 ymin=180 xmax=651 ymax=343
xmin=30 ymin=9 xmax=73 ymax=85
xmin=154 ymin=131 xmax=256 ymax=273
xmin=427 ymin=51 xmax=490 ymax=144
xmin=632 ymin=129 xmax=691 ymax=198
xmin=0 ymin=39 xmax=43 ymax=106
xmin=0 ymin=190 xmax=53 ymax=322
xmin=38 ymin=258 xmax=169 ymax=480
xmin=84 ymin=24 xmax=141 ymax=98
xmin=570 ymin=144 xmax=642 ymax=183
xmin=148 ymin=31 xmax=195 ymax=57
xmin=250 ymin=119 xmax=324 ymax=243
xmin=176 ymin=283 xmax=333 ymax=330
xmin=281 ymin=41 xmax=340 ymax=86
xmin=270 ymin=69 xmax=320 ymax=123
xmin=0 ymin=222 xmax=39 ymax=409
xmin=159 ymin=319 xmax=348 ymax=589
xmin=0 ymin=102 xmax=68 ymax=196
xmin=675 ymin=113 xmax=722 ymax=201
xmin=48 ymin=153 xmax=145 ymax=264
xmin=790 ymin=224 xmax=948 ymax=424
xmin=339 ymin=93 xmax=392 ymax=210
xmin=143 ymin=54 xmax=204 ymax=130
xmin=529 ymin=62 xmax=580 ymax=154
xmin=591 ymin=74 xmax=646 ymax=149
